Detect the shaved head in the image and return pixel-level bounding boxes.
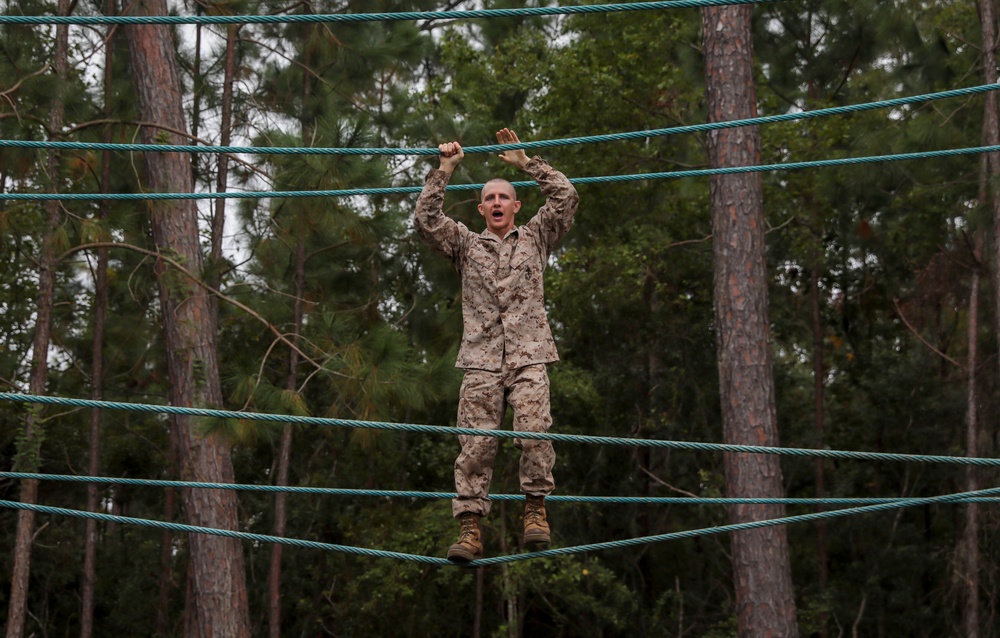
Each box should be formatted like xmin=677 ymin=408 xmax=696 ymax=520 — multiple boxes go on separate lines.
xmin=480 ymin=178 xmax=517 ymax=203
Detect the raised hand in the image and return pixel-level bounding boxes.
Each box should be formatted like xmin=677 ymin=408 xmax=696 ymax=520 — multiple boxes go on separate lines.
xmin=438 ymin=141 xmax=464 ymax=174
xmin=495 ymin=128 xmax=530 ymax=170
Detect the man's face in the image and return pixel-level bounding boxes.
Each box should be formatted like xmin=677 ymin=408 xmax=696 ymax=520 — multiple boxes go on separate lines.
xmin=478 ymin=180 xmax=521 ymax=238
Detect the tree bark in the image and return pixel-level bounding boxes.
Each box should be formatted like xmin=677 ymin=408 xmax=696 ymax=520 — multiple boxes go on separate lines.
xmin=474 ymin=566 xmax=484 ymax=638
xmin=268 ymin=236 xmax=305 ymax=638
xmin=155 ymin=468 xmax=177 ymax=637
xmin=809 ymin=209 xmax=829 ymax=638
xmin=269 ymin=31 xmax=315 ymax=633
xmin=972 ymin=0 xmax=1000 ymax=629
xmin=5 ymin=3 xmax=69 ymax=636
xmin=190 ymin=6 xmax=202 ymax=187
xmin=124 ymin=2 xmax=250 ymax=636
xmin=80 ymin=3 xmax=116 ymax=635
xmin=499 ymin=503 xmax=521 ymax=638
xmin=701 ymin=5 xmax=799 ymax=637
xmin=804 ymin=47 xmax=829 ymax=638
xmin=208 ymin=23 xmax=237 ymax=320
xmin=986 ymin=0 xmax=1000 ymax=419
xmin=961 ymin=229 xmax=982 ymax=638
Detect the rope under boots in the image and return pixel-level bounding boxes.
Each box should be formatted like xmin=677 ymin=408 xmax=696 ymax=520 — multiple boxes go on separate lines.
xmin=523 ymin=495 xmax=550 ymax=546
xmin=447 ymin=512 xmax=483 ymax=562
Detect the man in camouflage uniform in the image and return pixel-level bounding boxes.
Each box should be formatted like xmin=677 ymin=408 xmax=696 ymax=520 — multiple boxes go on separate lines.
xmin=413 ymin=128 xmax=580 ymax=562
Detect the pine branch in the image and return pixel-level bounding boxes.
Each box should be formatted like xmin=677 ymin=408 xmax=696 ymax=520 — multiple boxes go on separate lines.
xmin=61 ymin=242 xmax=328 ymax=375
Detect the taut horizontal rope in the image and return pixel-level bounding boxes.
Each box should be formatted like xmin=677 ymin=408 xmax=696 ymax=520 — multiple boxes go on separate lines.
xmin=3 ymin=143 xmax=1000 ymax=201
xmin=8 ymin=471 xmax=997 ymax=505
xmin=4 ymin=83 xmax=995 ymax=157
xmin=2 ymin=392 xmax=999 ymax=466
xmin=3 ymin=485 xmax=999 ymax=566
xmin=0 ymin=0 xmax=778 ymax=25
xmin=471 ymin=485 xmax=1000 ymax=566
xmin=0 ymin=498 xmax=447 ymax=563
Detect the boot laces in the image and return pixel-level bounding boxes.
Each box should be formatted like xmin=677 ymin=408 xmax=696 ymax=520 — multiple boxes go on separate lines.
xmin=524 ymin=500 xmax=545 ymax=524
xmin=459 ymin=516 xmax=478 ymax=541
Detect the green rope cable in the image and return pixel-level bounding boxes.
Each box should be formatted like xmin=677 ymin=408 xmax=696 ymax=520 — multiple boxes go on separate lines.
xmin=3 ymin=471 xmax=998 ymax=505
xmin=472 ymin=485 xmax=1000 ymax=566
xmin=0 ymin=498 xmax=447 ymax=564
xmin=3 ymin=485 xmax=999 ymax=566
xmin=2 ymin=392 xmax=998 ymax=467
xmin=0 ymin=0 xmax=779 ymax=25
xmin=3 ymin=83 xmax=995 ymax=157
xmin=5 ymin=143 xmax=1000 ymax=202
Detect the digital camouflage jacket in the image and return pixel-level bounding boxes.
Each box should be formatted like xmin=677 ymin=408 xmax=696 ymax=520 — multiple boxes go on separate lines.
xmin=413 ymin=157 xmax=580 ymax=371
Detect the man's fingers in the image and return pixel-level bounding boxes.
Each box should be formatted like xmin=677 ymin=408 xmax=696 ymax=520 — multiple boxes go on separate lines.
xmin=439 ymin=141 xmax=463 ymax=158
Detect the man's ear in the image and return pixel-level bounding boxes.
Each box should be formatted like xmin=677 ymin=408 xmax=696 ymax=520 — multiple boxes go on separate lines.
xmin=513 ymin=201 xmax=522 ymax=214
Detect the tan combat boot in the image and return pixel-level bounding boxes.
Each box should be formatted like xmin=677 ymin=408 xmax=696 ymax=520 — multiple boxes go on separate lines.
xmin=523 ymin=495 xmax=550 ymax=547
xmin=447 ymin=513 xmax=483 ymax=562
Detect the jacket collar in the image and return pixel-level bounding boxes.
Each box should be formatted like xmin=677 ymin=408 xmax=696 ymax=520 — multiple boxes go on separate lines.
xmin=479 ymin=225 xmax=519 ymax=242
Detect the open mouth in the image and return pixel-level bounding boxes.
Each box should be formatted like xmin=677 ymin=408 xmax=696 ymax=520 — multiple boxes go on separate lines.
xmin=492 ymin=211 xmax=504 ymax=220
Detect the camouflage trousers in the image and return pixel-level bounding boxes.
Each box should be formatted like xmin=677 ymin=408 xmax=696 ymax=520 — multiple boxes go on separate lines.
xmin=452 ymin=362 xmax=556 ymax=518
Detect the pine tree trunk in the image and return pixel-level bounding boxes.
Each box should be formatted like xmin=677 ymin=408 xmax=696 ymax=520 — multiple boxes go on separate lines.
xmin=474 ymin=566 xmax=484 ymax=638
xmin=80 ymin=5 xmax=115 ymax=634
xmin=80 ymin=222 xmax=108 ymax=638
xmin=701 ymin=5 xmax=799 ymax=637
xmin=268 ymin=236 xmax=304 ymax=638
xmin=268 ymin=420 xmax=294 ymax=638
xmin=805 ymin=54 xmax=829 ymax=638
xmin=5 ymin=4 xmax=69 ymax=635
xmin=810 ymin=226 xmax=829 ymax=638
xmin=499 ymin=503 xmax=521 ymax=638
xmin=124 ymin=2 xmax=250 ymax=636
xmin=973 ymin=0 xmax=1000 ymax=629
xmin=190 ymin=6 xmax=202 ymax=187
xmin=986 ymin=0 xmax=1000 ymax=423
xmin=961 ymin=230 xmax=982 ymax=638
xmin=209 ymin=24 xmax=236 ymax=314
xmin=269 ymin=34 xmax=314 ymax=633
xmin=155 ymin=472 xmax=177 ymax=637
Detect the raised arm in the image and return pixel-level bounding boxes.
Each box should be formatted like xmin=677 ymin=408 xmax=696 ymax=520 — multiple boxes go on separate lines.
xmin=495 ymin=128 xmax=579 ymax=250
xmin=413 ymin=141 xmax=468 ymax=262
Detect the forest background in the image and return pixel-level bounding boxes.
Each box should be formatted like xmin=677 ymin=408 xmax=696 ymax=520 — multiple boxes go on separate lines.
xmin=0 ymin=0 xmax=999 ymax=636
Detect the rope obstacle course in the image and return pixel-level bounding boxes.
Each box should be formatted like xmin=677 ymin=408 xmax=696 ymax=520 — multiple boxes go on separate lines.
xmin=3 ymin=83 xmax=1000 ymax=201
xmin=0 ymin=0 xmax=778 ymax=25
xmin=2 ymin=1 xmax=998 ymax=566
xmin=1 ymin=392 xmax=999 ymax=567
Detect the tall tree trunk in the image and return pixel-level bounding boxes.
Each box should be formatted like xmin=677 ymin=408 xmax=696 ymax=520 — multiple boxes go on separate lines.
xmin=809 ymin=215 xmax=830 ymax=638
xmin=5 ymin=3 xmax=69 ymax=636
xmin=961 ymin=229 xmax=982 ymax=638
xmin=190 ymin=4 xmax=202 ymax=187
xmin=974 ymin=0 xmax=1000 ymax=629
xmin=80 ymin=4 xmax=116 ymax=635
xmin=208 ymin=24 xmax=237 ymax=316
xmin=803 ymin=74 xmax=829 ymax=635
xmin=80 ymin=169 xmax=109 ymax=638
xmin=269 ymin=27 xmax=315 ymax=633
xmin=499 ymin=503 xmax=521 ymax=638
xmin=474 ymin=567 xmax=484 ymax=638
xmin=155 ymin=460 xmax=177 ymax=637
xmin=124 ymin=2 xmax=250 ymax=636
xmin=986 ymin=0 xmax=1000 ymax=410
xmin=701 ymin=5 xmax=799 ymax=637
xmin=268 ymin=236 xmax=305 ymax=638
